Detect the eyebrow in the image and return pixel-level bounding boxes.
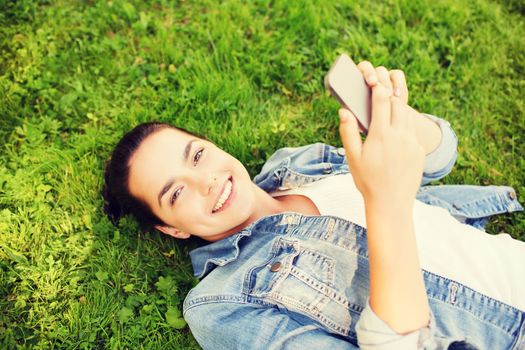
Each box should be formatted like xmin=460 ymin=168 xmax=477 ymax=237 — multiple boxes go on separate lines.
xmin=157 ymin=139 xmax=198 ymax=207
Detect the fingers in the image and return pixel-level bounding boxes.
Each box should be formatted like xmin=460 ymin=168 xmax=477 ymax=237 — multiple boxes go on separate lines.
xmin=375 ymin=66 xmax=392 ymax=91
xmin=357 ymin=61 xmax=378 ymax=86
xmin=358 ymin=60 xmax=408 ymax=101
xmin=390 ymin=97 xmax=418 ymax=135
xmin=405 ymin=105 xmax=416 ymax=134
xmin=368 ymin=84 xmax=392 ymax=136
xmin=355 ymin=60 xmax=411 ymax=136
xmin=390 ymin=96 xmax=407 ymax=130
xmin=389 ymin=69 xmax=408 ymax=103
xmin=339 ymin=108 xmax=362 ymax=162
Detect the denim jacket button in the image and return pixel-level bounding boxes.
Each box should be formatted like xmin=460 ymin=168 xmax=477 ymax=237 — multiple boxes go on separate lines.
xmin=285 ymin=216 xmax=295 ymax=225
xmin=337 ymin=147 xmax=346 ymax=156
xmin=270 ymin=262 xmax=282 ymax=272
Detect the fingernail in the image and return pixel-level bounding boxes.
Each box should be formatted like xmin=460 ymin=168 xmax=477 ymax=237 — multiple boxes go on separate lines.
xmin=394 ymin=88 xmax=402 ymax=97
xmin=366 ymin=75 xmax=377 ymax=85
xmin=339 ymin=110 xmax=349 ymax=122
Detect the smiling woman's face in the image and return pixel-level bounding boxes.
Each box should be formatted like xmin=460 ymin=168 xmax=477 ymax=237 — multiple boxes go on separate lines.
xmin=128 ymin=128 xmax=256 ymax=241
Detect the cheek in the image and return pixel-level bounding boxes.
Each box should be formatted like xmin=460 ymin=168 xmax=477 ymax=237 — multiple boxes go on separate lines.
xmin=157 ymin=196 xmax=201 ymax=226
xmin=162 ymin=206 xmax=204 ymax=233
xmin=181 ymin=196 xmax=208 ymax=217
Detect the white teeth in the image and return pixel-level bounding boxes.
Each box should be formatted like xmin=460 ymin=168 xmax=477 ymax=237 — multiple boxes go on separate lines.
xmin=213 ymin=180 xmax=232 ymax=212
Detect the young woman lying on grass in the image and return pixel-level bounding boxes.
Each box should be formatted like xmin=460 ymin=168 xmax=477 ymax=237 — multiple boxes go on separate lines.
xmin=103 ymin=62 xmax=525 ymax=350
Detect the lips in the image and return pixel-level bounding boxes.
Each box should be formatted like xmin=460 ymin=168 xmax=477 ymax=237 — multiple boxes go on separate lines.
xmin=212 ymin=176 xmax=234 ymax=214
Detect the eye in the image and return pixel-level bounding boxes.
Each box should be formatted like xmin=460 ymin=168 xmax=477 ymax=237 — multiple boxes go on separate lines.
xmin=193 ymin=148 xmax=204 ymax=166
xmin=170 ymin=187 xmax=183 ymax=205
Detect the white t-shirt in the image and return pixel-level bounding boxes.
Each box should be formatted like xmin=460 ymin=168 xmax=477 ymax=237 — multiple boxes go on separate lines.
xmin=272 ymin=173 xmax=525 ymax=311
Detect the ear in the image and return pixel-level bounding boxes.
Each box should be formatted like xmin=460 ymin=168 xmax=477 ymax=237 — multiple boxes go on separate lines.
xmin=155 ymin=225 xmax=191 ymax=239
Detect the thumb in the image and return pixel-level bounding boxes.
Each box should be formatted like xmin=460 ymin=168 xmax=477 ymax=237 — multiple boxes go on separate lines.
xmin=338 ymin=109 xmax=362 ymax=162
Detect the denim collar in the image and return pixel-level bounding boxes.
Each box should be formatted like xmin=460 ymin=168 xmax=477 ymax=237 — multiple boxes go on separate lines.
xmin=189 ymin=212 xmax=313 ymax=279
xmin=190 ymin=228 xmax=253 ymax=279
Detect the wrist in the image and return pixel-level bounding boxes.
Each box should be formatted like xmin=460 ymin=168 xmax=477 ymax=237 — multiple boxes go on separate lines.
xmin=364 ymin=197 xmax=414 ymax=215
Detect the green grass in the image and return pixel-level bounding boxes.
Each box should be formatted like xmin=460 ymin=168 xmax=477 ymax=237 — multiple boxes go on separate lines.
xmin=1 ymin=0 xmax=524 ymax=348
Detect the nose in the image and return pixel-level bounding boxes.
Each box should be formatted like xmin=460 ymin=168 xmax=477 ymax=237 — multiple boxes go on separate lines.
xmin=194 ymin=172 xmax=218 ymax=196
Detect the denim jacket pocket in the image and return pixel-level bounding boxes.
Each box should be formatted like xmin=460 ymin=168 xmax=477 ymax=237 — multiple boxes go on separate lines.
xmin=244 ymin=237 xmax=353 ymax=336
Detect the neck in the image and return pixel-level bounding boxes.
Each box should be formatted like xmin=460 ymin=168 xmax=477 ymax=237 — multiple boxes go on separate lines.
xmin=204 ymin=184 xmax=288 ymax=242
xmin=250 ymin=184 xmax=290 ymax=218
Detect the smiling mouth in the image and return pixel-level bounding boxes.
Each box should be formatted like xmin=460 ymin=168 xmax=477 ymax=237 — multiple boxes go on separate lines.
xmin=212 ymin=176 xmax=234 ymax=213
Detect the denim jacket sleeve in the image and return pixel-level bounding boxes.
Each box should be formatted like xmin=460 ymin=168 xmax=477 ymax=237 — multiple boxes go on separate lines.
xmin=356 ymin=302 xmax=480 ymax=350
xmin=420 ymin=113 xmax=458 ymax=185
xmin=356 ymin=302 xmax=451 ymax=350
xmin=184 ymin=302 xmax=359 ymax=350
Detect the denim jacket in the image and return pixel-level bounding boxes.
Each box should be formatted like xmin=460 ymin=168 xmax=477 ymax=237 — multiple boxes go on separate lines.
xmin=183 ymin=116 xmax=524 ymax=349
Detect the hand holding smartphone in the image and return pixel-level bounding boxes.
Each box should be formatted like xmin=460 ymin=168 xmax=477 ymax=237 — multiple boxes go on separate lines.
xmin=325 ymin=54 xmax=371 ymax=132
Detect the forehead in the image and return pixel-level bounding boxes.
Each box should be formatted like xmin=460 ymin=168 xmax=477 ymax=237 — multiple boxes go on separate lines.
xmin=128 ymin=128 xmax=195 ymax=199
xmin=132 ymin=127 xmax=194 ymax=167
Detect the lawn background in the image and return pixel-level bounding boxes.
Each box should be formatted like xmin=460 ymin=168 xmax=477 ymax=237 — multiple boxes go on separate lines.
xmin=1 ymin=0 xmax=524 ymax=348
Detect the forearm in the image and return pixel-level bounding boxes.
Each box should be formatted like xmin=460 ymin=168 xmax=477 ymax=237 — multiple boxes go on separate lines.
xmin=365 ymin=200 xmax=430 ymax=334
xmin=411 ymin=106 xmax=442 ymax=155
